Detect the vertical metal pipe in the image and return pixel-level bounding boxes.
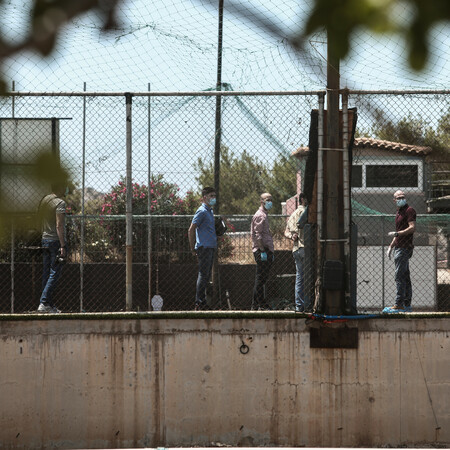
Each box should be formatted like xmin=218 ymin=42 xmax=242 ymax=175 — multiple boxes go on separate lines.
xmin=10 ymin=221 xmax=15 ymax=313
xmin=10 ymin=80 xmax=15 ymax=313
xmin=11 ymin=80 xmax=15 ymax=118
xmin=80 ymin=82 xmax=87 ymax=312
xmin=125 ymin=93 xmax=133 ymax=311
xmin=214 ymin=0 xmax=224 ymax=212
xmin=147 ymin=83 xmax=152 ymax=310
xmin=212 ymin=0 xmax=224 ymax=307
xmin=381 ymin=217 xmax=385 ymax=309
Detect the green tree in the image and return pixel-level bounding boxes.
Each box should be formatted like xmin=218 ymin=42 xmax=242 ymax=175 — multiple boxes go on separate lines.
xmin=266 ymin=154 xmax=299 ymax=214
xmin=195 ymin=145 xmax=297 ymax=214
xmin=368 ymin=109 xmax=450 ymax=158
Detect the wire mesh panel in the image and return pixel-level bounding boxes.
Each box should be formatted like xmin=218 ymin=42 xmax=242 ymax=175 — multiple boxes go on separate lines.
xmin=349 ymin=92 xmax=450 ymax=311
xmin=0 ymin=90 xmax=448 ymax=313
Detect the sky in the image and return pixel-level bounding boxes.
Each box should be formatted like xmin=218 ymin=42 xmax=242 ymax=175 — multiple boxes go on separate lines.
xmin=1 ymin=0 xmax=449 ymax=93
xmin=0 ymin=0 xmax=449 ymax=196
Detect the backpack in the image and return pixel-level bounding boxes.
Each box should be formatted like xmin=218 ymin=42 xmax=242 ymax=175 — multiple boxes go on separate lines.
xmin=215 ymin=216 xmax=227 ymax=237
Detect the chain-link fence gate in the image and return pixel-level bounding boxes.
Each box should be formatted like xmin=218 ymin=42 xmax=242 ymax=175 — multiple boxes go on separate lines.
xmin=0 ymin=90 xmax=448 ymax=313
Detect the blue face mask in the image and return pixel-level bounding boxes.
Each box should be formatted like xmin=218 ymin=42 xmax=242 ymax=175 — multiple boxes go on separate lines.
xmin=396 ymin=199 xmax=406 ymax=208
xmin=265 ymin=201 xmax=273 ymax=210
xmin=208 ymin=198 xmax=216 ymax=206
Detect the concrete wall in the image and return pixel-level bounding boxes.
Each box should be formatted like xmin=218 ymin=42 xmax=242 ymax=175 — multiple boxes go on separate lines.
xmin=0 ymin=314 xmax=449 ymax=449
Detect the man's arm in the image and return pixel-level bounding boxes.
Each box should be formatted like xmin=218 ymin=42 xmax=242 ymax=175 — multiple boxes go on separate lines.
xmin=188 ymin=223 xmax=197 ymax=254
xmin=56 ymin=212 xmax=66 ymax=256
xmin=284 ymin=214 xmax=298 ymax=241
xmin=388 ymin=221 xmax=416 ymax=254
xmin=400 ymin=221 xmax=416 ymax=236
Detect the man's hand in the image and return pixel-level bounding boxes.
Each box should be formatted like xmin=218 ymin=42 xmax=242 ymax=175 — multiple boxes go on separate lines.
xmin=387 ymin=247 xmax=393 ymax=259
xmin=388 ymin=231 xmax=398 ymax=237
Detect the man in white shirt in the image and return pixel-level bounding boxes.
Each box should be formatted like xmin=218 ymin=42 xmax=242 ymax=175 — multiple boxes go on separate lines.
xmin=284 ymin=193 xmax=309 ymax=312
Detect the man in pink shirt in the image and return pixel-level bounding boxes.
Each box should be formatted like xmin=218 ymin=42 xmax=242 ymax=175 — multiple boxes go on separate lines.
xmin=251 ymin=192 xmax=274 ymax=310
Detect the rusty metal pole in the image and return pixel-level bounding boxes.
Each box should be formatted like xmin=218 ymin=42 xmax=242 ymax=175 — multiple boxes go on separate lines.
xmin=125 ymin=93 xmax=133 ymax=311
xmin=324 ymin=36 xmax=343 ymax=315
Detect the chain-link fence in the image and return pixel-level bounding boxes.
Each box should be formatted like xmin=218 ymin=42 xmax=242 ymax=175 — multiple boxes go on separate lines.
xmin=0 ymin=90 xmax=448 ymax=313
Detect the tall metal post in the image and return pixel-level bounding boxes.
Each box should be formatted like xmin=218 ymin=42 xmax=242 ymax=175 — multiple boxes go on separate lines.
xmin=125 ymin=93 xmax=133 ymax=311
xmin=10 ymin=81 xmax=15 ymax=313
xmin=80 ymin=82 xmax=87 ymax=312
xmin=147 ymin=83 xmax=153 ymax=310
xmin=212 ymin=0 xmax=224 ymax=307
xmin=214 ymin=0 xmax=224 ymax=210
xmin=324 ymin=35 xmax=342 ymax=315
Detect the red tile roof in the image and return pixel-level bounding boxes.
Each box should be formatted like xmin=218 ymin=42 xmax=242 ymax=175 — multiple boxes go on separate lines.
xmin=292 ymin=137 xmax=432 ymax=157
xmin=353 ymin=137 xmax=432 ymax=155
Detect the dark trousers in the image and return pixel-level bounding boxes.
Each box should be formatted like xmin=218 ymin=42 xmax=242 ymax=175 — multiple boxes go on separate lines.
xmin=196 ymin=247 xmax=215 ymax=308
xmin=394 ymin=247 xmax=413 ymax=307
xmin=252 ymin=249 xmax=273 ymax=310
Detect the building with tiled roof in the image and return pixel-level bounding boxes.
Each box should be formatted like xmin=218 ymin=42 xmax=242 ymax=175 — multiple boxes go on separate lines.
xmin=287 ymin=137 xmax=435 ymax=216
xmin=291 ymin=137 xmax=432 ymax=157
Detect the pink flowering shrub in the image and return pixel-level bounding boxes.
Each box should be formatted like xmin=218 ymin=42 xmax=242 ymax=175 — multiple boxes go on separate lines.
xmin=102 ymin=175 xmax=197 ymax=216
xmin=96 ymin=176 xmax=199 ymax=262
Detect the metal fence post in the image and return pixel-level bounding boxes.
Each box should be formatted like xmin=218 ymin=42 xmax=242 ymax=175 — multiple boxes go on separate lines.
xmin=381 ymin=216 xmax=385 ymax=309
xmin=80 ymin=82 xmax=87 ymax=312
xmin=147 ymin=84 xmax=152 ymax=311
xmin=125 ymin=93 xmax=133 ymax=311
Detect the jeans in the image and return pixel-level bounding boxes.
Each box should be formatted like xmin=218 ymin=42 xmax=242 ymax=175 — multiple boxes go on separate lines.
xmin=40 ymin=239 xmax=63 ymax=306
xmin=394 ymin=247 xmax=413 ymax=308
xmin=293 ymin=247 xmax=305 ymax=311
xmin=196 ymin=247 xmax=215 ymax=307
xmin=252 ymin=249 xmax=273 ymax=310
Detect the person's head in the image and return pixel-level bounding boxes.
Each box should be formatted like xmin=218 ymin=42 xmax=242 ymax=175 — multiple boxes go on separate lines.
xmin=51 ymin=182 xmax=68 ymax=198
xmin=260 ymin=192 xmax=273 ymax=211
xmin=202 ymin=187 xmax=216 ymax=207
xmin=393 ymin=190 xmax=407 ymax=208
xmin=299 ymin=193 xmax=307 ymax=206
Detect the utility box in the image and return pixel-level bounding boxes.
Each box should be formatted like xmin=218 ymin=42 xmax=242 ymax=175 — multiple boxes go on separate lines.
xmin=323 ymin=259 xmax=344 ymax=290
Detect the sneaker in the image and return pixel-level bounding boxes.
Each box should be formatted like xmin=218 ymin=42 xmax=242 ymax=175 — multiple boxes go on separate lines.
xmin=382 ymin=305 xmax=406 ymax=314
xmin=404 ymin=305 xmax=412 ymax=312
xmin=195 ymin=302 xmax=209 ymax=311
xmin=37 ymin=303 xmax=61 ymax=314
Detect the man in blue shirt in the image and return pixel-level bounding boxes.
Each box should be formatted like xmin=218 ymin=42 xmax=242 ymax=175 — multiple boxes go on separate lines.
xmin=188 ymin=187 xmax=217 ymax=310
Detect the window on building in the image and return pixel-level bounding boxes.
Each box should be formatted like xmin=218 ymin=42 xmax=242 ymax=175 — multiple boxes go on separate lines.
xmin=351 ymin=162 xmax=421 ymax=190
xmin=366 ymin=165 xmax=418 ymax=187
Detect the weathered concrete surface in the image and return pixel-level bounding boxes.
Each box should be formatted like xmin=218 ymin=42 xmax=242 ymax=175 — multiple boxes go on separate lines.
xmin=0 ymin=313 xmax=449 ymax=449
